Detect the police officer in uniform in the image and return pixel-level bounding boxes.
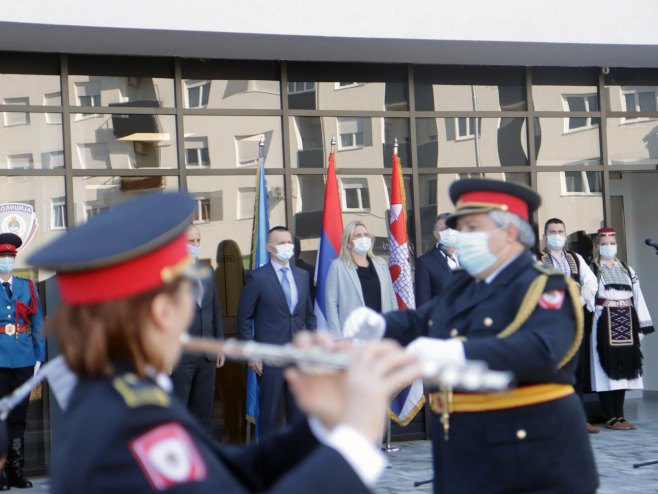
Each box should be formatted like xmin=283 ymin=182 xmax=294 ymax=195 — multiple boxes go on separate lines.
xmin=0 ymin=233 xmax=45 ymax=490
xmin=344 ymin=179 xmax=599 ymax=494
xmin=28 ymin=192 xmax=422 ymax=494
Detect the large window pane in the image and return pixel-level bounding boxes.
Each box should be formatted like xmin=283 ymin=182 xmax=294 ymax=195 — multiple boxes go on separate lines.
xmin=289 ymin=117 xmax=410 ymax=168
xmin=531 ymin=67 xmax=598 ymax=111
xmin=0 ymin=113 xmax=63 ymax=169
xmin=0 ymin=74 xmax=61 ymax=106
xmin=182 ymin=79 xmax=280 ymax=109
xmin=184 ymin=116 xmax=282 ymax=168
xmin=70 ymin=114 xmax=177 ymax=169
xmin=186 ymin=175 xmax=286 ymax=265
xmin=72 ymin=176 xmax=179 ymax=224
xmin=416 ymin=118 xmax=528 ymax=168
xmin=415 ymin=66 xmax=526 ymax=111
xmin=68 ymin=76 xmax=175 ymax=108
xmin=536 ymin=172 xmax=604 ymax=262
xmin=607 ymin=117 xmax=658 ymax=165
xmin=534 ymin=117 xmax=601 ymax=166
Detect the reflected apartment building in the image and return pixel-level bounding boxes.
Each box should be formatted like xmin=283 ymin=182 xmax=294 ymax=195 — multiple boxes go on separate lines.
xmin=2 ymin=0 xmax=658 ymax=473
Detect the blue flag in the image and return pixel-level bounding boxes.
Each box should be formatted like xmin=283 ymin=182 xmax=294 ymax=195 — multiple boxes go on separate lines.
xmin=247 ymin=152 xmax=269 ymax=437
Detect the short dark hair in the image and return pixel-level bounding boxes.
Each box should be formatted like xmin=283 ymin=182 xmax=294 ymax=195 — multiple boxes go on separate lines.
xmin=268 ymin=226 xmax=290 ymax=243
xmin=544 ymin=218 xmax=565 ymax=234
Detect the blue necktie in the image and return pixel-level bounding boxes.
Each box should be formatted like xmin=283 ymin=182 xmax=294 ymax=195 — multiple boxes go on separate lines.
xmin=280 ymin=267 xmax=293 ymax=313
xmin=2 ymin=282 xmax=11 ymax=299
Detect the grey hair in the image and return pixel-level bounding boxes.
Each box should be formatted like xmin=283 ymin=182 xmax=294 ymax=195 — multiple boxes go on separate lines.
xmin=434 ymin=212 xmax=451 ymax=229
xmin=488 ymin=210 xmax=536 ymax=248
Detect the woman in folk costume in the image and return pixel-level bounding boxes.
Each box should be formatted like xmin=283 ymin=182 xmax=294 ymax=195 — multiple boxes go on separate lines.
xmin=590 ymin=227 xmax=655 ymax=430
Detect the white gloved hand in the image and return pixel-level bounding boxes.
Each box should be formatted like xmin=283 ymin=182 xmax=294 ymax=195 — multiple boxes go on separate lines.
xmin=406 ymin=337 xmax=466 ymax=379
xmin=342 ymin=307 xmax=386 ymax=342
xmin=34 ymin=361 xmax=42 ymax=376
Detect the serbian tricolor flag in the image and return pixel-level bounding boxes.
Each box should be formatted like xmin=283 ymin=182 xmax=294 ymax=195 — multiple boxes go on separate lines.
xmin=314 ymin=143 xmax=343 ymax=329
xmin=387 ymin=140 xmax=425 ymax=426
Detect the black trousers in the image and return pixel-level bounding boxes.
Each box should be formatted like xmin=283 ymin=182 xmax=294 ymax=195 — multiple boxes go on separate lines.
xmin=0 ymin=367 xmax=33 ymax=439
xmin=257 ymin=365 xmax=302 ymax=438
xmin=171 ymin=356 xmax=216 ymax=433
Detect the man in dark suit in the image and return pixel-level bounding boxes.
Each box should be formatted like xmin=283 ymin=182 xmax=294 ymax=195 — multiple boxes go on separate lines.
xmin=171 ymin=224 xmax=224 ymax=433
xmin=415 ymin=213 xmax=459 ymax=306
xmin=237 ymin=226 xmax=317 ymax=437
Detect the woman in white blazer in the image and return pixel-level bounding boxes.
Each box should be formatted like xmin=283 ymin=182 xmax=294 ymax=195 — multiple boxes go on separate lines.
xmin=325 ymin=221 xmax=398 ymax=336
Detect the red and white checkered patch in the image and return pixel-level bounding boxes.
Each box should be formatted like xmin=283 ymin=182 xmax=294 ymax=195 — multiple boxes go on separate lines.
xmin=130 ymin=422 xmax=207 ymax=491
xmin=538 ymin=290 xmax=565 ymax=310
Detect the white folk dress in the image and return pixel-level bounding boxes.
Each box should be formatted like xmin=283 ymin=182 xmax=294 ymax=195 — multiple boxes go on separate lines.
xmin=590 ymin=261 xmax=654 ymax=392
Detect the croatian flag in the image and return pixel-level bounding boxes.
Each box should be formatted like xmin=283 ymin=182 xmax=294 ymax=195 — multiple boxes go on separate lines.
xmin=246 ymin=142 xmax=270 ymax=437
xmin=388 ymin=141 xmax=425 ymax=426
xmin=314 ymin=146 xmax=343 ymax=329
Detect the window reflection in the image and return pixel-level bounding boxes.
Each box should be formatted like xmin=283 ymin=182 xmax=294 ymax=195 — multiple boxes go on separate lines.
xmin=68 ymin=75 xmax=175 ymax=107
xmin=607 ymin=117 xmax=658 ymax=165
xmin=70 ymin=114 xmax=177 ymax=169
xmin=416 ymin=118 xmax=528 ymax=167
xmin=287 ymin=81 xmax=407 ymax=111
xmin=183 ymin=79 xmax=280 ymax=110
xmin=72 ymin=176 xmax=178 ymax=224
xmin=0 ymin=113 xmax=63 ymax=169
xmin=534 ymin=117 xmax=601 ymax=166
xmin=0 ymin=74 xmax=61 ymax=106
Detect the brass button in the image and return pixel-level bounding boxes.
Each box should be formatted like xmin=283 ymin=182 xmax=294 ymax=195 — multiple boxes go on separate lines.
xmin=483 ymin=317 xmax=493 ymax=327
xmin=516 ymin=429 xmax=527 ymax=440
xmin=450 ymin=329 xmax=458 ymax=338
xmin=428 ymin=319 xmax=433 ymax=327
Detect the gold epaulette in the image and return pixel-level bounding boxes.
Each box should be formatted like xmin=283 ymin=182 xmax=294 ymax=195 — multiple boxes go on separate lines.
xmin=112 ymin=373 xmax=170 ymax=408
xmin=532 ymin=261 xmax=562 ymax=276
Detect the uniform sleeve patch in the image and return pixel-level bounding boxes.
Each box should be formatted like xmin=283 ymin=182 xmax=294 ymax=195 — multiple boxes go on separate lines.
xmin=538 ymin=290 xmax=565 ymax=310
xmin=130 ymin=422 xmax=207 ymax=491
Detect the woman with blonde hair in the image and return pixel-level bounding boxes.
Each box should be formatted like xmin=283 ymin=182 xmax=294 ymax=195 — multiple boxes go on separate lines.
xmin=589 ymin=227 xmax=654 ymax=430
xmin=28 ymin=192 xmax=421 ymax=494
xmin=325 ymin=221 xmax=398 ymax=336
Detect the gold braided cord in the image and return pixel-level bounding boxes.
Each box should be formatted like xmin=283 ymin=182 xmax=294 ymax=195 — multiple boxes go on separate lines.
xmin=556 ymin=277 xmax=584 ymax=369
xmin=497 ymin=275 xmax=548 ymax=338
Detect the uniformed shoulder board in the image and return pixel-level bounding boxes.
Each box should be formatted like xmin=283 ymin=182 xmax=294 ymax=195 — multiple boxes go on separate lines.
xmin=112 ymin=373 xmax=170 ymax=409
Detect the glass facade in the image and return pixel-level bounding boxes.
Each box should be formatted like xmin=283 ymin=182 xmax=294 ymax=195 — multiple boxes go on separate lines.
xmin=3 ymin=54 xmax=658 ymax=471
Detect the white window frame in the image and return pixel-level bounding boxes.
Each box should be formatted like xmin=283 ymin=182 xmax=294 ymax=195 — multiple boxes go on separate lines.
xmin=334 ymin=82 xmax=364 ymax=90
xmin=45 ymin=150 xmax=65 ymax=169
xmin=337 ymin=117 xmax=364 ymax=151
xmin=237 ymin=187 xmax=256 ymax=220
xmin=454 ymin=117 xmax=481 ymax=141
xmin=7 ymin=153 xmax=34 ymax=170
xmin=192 ymin=197 xmax=212 ymax=224
xmin=184 ymin=137 xmax=210 ymax=168
xmin=51 ymin=197 xmax=67 ymax=230
xmin=185 ymin=80 xmax=211 ymax=109
xmin=235 ymin=133 xmax=266 ymax=168
xmin=560 ymin=170 xmax=602 ymax=196
xmin=43 ymin=92 xmax=63 ymax=124
xmin=562 ymin=94 xmax=600 ymax=132
xmin=340 ymin=178 xmax=370 ymax=212
xmin=287 ymin=82 xmax=315 ymax=95
xmin=3 ymin=97 xmax=30 ymax=127
xmin=621 ymin=87 xmax=658 ymax=123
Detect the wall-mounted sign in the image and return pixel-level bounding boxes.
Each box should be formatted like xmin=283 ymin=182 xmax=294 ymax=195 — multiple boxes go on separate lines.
xmin=0 ymin=203 xmax=39 ymax=252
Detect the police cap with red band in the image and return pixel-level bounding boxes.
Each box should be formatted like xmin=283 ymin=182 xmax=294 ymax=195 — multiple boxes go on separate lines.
xmin=446 ymin=178 xmax=541 ymax=228
xmin=28 ymin=192 xmax=196 ymax=305
xmin=0 ymin=233 xmax=22 ymax=256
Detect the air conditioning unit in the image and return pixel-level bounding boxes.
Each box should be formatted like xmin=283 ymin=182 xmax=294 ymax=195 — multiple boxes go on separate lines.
xmin=134 ymin=141 xmax=149 ymax=155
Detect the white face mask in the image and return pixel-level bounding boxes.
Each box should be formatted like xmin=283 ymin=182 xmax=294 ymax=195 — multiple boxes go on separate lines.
xmin=0 ymin=257 xmax=14 ymax=274
xmin=456 ymin=231 xmax=497 ymax=276
xmin=599 ymin=244 xmax=617 ymax=260
xmin=546 ymin=234 xmax=566 ymax=250
xmin=273 ymin=243 xmax=294 ymax=262
xmin=439 ymin=228 xmax=459 ymax=248
xmin=352 ymin=237 xmax=372 ymax=255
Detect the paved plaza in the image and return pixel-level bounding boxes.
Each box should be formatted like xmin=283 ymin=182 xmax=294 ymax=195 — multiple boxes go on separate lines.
xmin=24 ymin=397 xmax=658 ymax=493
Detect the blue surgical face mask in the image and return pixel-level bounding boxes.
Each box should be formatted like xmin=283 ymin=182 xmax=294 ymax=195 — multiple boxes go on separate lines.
xmin=186 ymin=245 xmax=200 ymax=259
xmin=456 ymin=231 xmax=497 ymax=277
xmin=439 ymin=228 xmax=459 ymax=248
xmin=352 ymin=237 xmax=372 ymax=255
xmin=0 ymin=257 xmax=15 ymax=274
xmin=273 ymin=243 xmax=294 ymax=262
xmin=599 ymin=244 xmax=617 ymax=260
xmin=546 ymin=234 xmax=566 ymax=250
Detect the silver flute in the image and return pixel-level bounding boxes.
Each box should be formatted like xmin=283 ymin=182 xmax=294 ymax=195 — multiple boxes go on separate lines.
xmin=180 ymin=335 xmax=514 ymax=392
